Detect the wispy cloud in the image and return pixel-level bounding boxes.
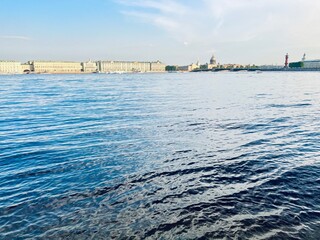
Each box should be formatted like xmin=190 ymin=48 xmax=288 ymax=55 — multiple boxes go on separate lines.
xmin=117 ymin=0 xmax=196 ymax=45
xmin=102 ymin=0 xmax=320 ymax=64
xmin=116 ymin=0 xmax=320 ymax=48
xmin=0 ymin=35 xmax=31 ymax=41
xmin=117 ymin=0 xmax=188 ymax=15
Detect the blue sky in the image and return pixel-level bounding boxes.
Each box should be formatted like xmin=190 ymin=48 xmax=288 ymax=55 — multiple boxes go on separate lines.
xmin=1 ymin=0 xmax=320 ymax=65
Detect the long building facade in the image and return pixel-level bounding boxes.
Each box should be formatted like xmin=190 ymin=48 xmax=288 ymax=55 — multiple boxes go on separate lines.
xmin=150 ymin=61 xmax=166 ymax=72
xmin=30 ymin=61 xmax=83 ymax=74
xmin=82 ymin=60 xmax=97 ymax=73
xmin=0 ymin=59 xmax=165 ymax=74
xmin=97 ymin=60 xmax=165 ymax=73
xmin=289 ymin=54 xmax=320 ymax=69
xmin=0 ymin=61 xmax=22 ymax=74
xmin=303 ymin=60 xmax=320 ymax=69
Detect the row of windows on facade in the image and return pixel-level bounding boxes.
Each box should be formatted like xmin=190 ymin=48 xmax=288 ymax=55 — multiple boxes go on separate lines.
xmin=0 ymin=68 xmax=20 ymax=71
xmin=33 ymin=64 xmax=79 ymax=67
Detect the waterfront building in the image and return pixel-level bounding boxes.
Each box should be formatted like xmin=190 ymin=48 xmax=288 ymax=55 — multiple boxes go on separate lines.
xmin=0 ymin=59 xmax=166 ymax=74
xmin=213 ymin=63 xmax=247 ymax=69
xmin=0 ymin=61 xmax=22 ymax=74
xmin=210 ymin=54 xmax=216 ymax=65
xmin=177 ymin=62 xmax=200 ymax=72
xmin=177 ymin=65 xmax=191 ymax=72
xmin=150 ymin=61 xmax=166 ymax=72
xmin=302 ymin=60 xmax=320 ymax=69
xmin=190 ymin=62 xmax=200 ymax=71
xmin=97 ymin=60 xmax=165 ymax=73
xmin=30 ymin=61 xmax=83 ymax=74
xmin=299 ymin=54 xmax=320 ymax=68
xmin=290 ymin=53 xmax=320 ymax=69
xmin=178 ymin=55 xmax=217 ymax=72
xmin=82 ymin=60 xmax=97 ymax=73
xmin=21 ymin=62 xmax=33 ymax=73
xmin=206 ymin=54 xmax=217 ymax=69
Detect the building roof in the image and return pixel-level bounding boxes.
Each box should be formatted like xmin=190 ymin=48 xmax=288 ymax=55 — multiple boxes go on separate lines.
xmin=304 ymin=59 xmax=320 ymax=63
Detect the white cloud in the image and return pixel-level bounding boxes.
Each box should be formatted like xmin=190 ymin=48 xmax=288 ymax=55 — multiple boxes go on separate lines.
xmin=0 ymin=35 xmax=31 ymax=41
xmin=117 ymin=0 xmax=188 ymax=15
xmin=116 ymin=0 xmax=320 ymax=63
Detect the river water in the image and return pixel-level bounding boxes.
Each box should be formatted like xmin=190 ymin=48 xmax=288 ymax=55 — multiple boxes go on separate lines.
xmin=0 ymin=72 xmax=320 ymax=239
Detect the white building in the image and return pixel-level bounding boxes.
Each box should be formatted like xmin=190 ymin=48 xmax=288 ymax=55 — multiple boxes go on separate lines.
xmin=97 ymin=60 xmax=165 ymax=73
xmin=207 ymin=54 xmax=217 ymax=69
xmin=82 ymin=60 xmax=97 ymax=73
xmin=30 ymin=61 xmax=83 ymax=74
xmin=0 ymin=61 xmax=22 ymax=74
xmin=150 ymin=61 xmax=166 ymax=72
xmin=303 ymin=60 xmax=320 ymax=69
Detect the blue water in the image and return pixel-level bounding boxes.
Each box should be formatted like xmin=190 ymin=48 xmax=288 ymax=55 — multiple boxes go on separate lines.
xmin=0 ymin=72 xmax=320 ymax=239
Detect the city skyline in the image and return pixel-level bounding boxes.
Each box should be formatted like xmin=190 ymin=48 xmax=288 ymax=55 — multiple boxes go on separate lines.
xmin=1 ymin=0 xmax=320 ymax=65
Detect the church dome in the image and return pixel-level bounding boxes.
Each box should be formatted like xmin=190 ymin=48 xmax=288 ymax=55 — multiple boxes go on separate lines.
xmin=210 ymin=54 xmax=216 ymax=65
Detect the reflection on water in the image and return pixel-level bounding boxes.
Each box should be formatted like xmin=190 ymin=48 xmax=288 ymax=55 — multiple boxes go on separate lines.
xmin=0 ymin=72 xmax=320 ymax=239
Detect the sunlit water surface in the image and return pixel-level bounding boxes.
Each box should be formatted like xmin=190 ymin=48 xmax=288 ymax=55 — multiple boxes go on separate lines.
xmin=1 ymin=72 xmax=320 ymax=239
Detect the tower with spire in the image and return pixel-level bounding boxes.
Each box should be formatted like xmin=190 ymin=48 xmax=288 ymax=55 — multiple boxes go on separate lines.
xmin=196 ymin=58 xmax=200 ymax=67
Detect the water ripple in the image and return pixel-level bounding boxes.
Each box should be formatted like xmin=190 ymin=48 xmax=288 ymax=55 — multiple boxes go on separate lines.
xmin=0 ymin=73 xmax=320 ymax=239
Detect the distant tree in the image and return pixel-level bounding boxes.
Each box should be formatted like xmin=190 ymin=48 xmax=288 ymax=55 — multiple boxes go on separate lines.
xmin=200 ymin=64 xmax=208 ymax=70
xmin=289 ymin=62 xmax=304 ymax=68
xmin=165 ymin=65 xmax=177 ymax=71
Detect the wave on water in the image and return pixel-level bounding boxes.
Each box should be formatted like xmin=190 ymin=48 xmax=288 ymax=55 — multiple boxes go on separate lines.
xmin=0 ymin=73 xmax=320 ymax=239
